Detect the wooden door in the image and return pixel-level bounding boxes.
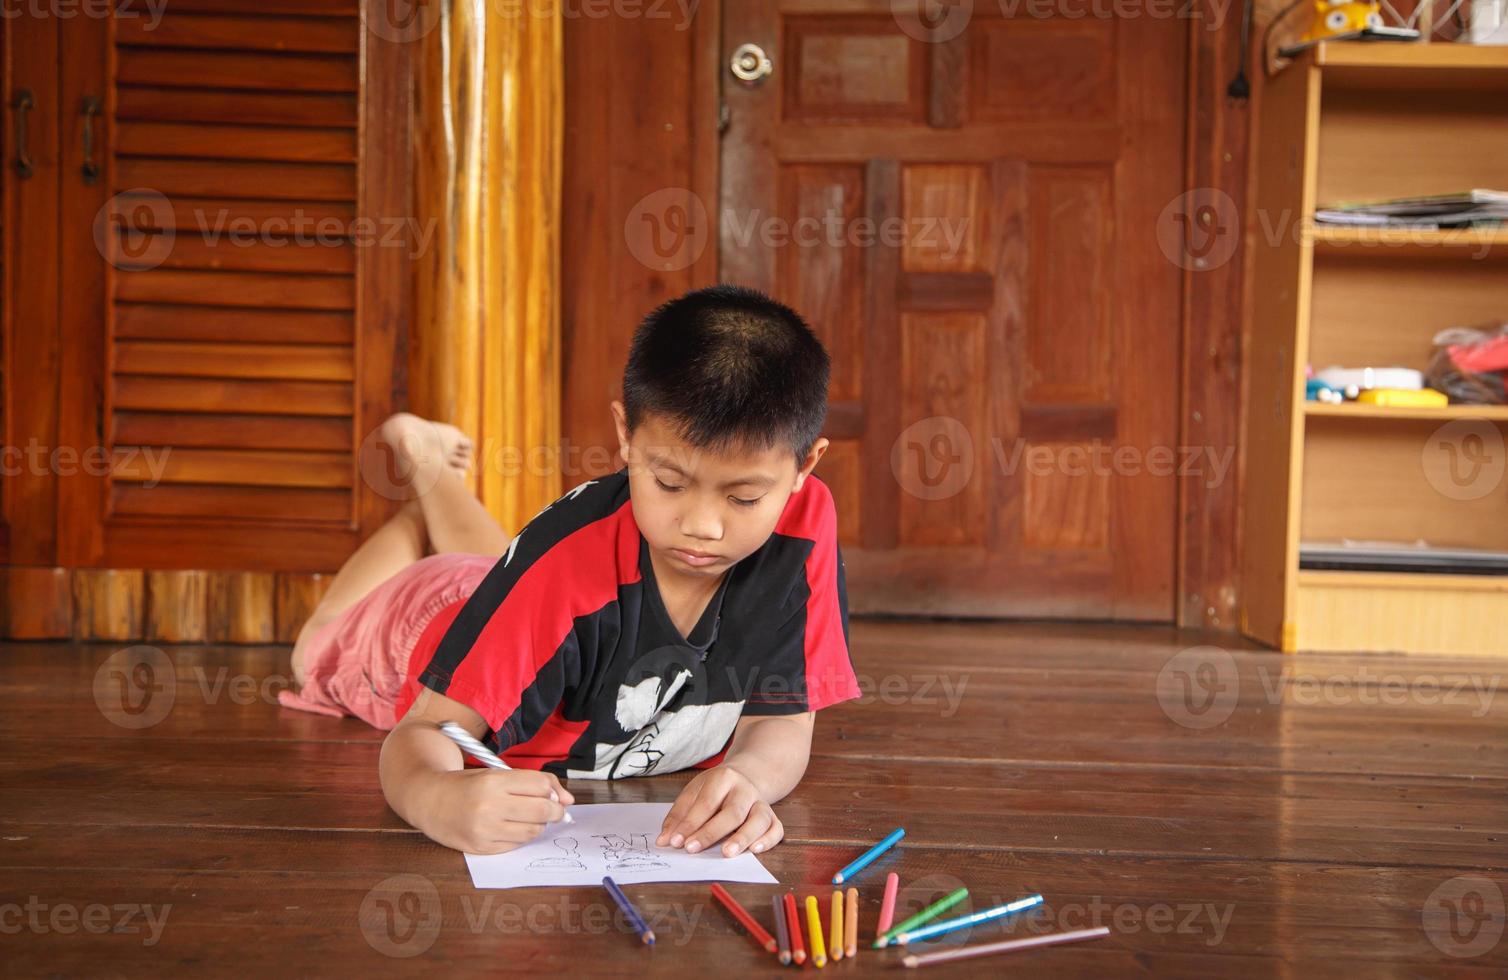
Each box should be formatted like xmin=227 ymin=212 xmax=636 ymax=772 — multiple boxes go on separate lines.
xmin=51 ymin=1 xmax=407 ymax=573
xmin=721 ymin=2 xmax=1185 ymax=619
xmin=1 ymin=11 xmax=64 ymax=567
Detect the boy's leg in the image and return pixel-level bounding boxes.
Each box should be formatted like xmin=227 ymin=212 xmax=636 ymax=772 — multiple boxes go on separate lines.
xmin=292 ymin=413 xmax=497 ymax=679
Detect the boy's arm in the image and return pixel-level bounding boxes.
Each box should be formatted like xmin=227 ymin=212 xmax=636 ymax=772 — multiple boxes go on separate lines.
xmin=380 ymin=686 xmax=574 ymax=854
xmin=655 ymin=711 xmax=814 ymax=858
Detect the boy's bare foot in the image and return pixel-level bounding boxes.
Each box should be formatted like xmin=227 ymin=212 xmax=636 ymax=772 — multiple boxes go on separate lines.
xmin=376 ymin=412 xmax=475 ymax=492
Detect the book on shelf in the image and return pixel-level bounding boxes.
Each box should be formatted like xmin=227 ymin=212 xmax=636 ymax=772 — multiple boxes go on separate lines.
xmin=1315 ymin=189 xmax=1508 ymax=228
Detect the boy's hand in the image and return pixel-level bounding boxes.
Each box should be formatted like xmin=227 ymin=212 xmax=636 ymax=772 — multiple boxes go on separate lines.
xmin=656 ymin=765 xmax=784 ymax=858
xmin=425 ymin=767 xmax=574 ymax=855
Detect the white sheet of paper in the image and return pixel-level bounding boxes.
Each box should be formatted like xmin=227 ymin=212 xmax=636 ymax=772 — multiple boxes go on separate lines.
xmin=464 ymin=802 xmax=778 ymax=889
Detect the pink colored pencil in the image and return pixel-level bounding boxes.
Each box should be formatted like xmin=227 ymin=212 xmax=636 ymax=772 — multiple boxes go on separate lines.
xmin=876 ymin=872 xmax=900 ymax=940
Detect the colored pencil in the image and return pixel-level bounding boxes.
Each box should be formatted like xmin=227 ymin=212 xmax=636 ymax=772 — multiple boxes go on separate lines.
xmin=602 ymin=876 xmax=654 ymax=945
xmin=785 ymin=892 xmax=807 ymax=965
xmin=773 ymin=894 xmax=791 ymax=965
xmin=894 ymin=894 xmax=1044 ymax=946
xmin=844 ymin=887 xmax=858 ymax=958
xmin=873 ymin=886 xmax=969 ymax=949
xmin=876 ymin=872 xmax=900 ymax=940
xmin=900 ymin=926 xmax=1111 ymax=968
xmin=830 ymin=890 xmax=844 ymax=961
xmin=438 ymin=721 xmax=573 ymax=823
xmin=805 ymin=895 xmax=827 ymax=968
xmin=832 ymin=827 xmax=904 ymax=884
xmin=711 ymin=883 xmax=776 ymax=953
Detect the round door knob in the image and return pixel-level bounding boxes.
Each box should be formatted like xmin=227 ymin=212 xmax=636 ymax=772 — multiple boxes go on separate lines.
xmin=730 ymin=42 xmax=773 ymax=85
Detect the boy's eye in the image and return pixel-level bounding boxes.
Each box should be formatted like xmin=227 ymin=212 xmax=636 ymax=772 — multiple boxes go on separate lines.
xmin=730 ymin=496 xmax=763 ymax=508
xmin=654 ymin=477 xmax=684 ymax=493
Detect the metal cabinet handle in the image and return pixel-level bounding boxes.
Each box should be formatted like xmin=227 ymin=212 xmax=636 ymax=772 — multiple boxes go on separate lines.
xmin=12 ymin=89 xmax=34 ymax=179
xmin=81 ymin=96 xmax=101 ymax=184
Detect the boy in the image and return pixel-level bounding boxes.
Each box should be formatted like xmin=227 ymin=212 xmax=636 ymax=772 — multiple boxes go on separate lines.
xmin=281 ymin=285 xmax=860 ymax=859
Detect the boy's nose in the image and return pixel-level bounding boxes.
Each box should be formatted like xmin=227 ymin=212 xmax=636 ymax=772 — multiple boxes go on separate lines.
xmin=680 ymin=504 xmax=722 ymax=541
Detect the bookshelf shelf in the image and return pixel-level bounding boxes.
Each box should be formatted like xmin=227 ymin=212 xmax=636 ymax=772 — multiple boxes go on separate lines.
xmin=1242 ymin=43 xmax=1508 ymax=657
xmin=1302 ymin=402 xmax=1508 ymax=422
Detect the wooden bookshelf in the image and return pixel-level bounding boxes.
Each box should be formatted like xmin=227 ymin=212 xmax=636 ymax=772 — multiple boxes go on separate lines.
xmin=1242 ymin=42 xmax=1508 ymax=657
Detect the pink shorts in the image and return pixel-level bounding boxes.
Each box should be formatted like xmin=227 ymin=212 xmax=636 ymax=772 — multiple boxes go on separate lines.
xmin=278 ymin=553 xmax=496 ymax=729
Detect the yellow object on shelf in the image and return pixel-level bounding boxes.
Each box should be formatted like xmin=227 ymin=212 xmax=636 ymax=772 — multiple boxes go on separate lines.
xmin=1355 ymin=388 xmax=1449 ymax=408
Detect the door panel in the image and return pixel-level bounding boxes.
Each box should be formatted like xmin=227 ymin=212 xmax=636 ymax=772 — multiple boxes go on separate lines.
xmin=53 ymin=4 xmax=399 ymax=572
xmin=722 ymin=1 xmax=1184 ymax=619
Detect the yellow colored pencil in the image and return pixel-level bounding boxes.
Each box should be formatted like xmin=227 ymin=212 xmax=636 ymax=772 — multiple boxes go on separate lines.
xmin=806 ymin=895 xmax=828 ymax=968
xmin=845 ymin=887 xmax=859 ymax=958
xmin=831 ymin=890 xmax=844 ymax=961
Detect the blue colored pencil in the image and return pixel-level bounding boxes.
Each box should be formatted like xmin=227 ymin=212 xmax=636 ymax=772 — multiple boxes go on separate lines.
xmin=603 ymin=876 xmax=655 ymax=945
xmin=832 ymin=828 xmax=905 ymax=885
xmin=894 ymin=894 xmax=1044 ymax=945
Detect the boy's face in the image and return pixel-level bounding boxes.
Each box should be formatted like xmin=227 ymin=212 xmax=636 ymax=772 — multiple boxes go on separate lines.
xmin=611 ymin=402 xmax=827 ymax=581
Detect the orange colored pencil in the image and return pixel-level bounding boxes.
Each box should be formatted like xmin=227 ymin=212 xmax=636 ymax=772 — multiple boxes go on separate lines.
xmin=785 ymin=891 xmax=807 ymax=965
xmin=845 ymin=887 xmax=859 ymax=958
xmin=830 ymin=890 xmax=844 ymax=961
xmin=711 ymin=883 xmax=776 ymax=953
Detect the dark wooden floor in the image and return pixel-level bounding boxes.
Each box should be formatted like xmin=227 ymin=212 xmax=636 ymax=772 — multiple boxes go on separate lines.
xmin=2 ymin=621 xmax=1505 ymax=976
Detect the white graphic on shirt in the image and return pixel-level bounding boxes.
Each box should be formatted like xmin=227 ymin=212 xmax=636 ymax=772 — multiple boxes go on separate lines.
xmin=614 ymin=670 xmax=691 ymax=731
xmin=566 ymin=698 xmax=743 ymax=781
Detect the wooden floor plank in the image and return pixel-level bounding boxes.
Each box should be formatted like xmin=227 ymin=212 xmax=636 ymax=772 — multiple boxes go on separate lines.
xmin=1 ymin=621 xmax=1505 ymax=975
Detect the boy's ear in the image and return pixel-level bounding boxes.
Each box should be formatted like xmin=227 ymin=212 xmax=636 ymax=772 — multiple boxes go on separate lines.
xmin=609 ymin=400 xmax=631 ymax=466
xmin=791 ymin=437 xmax=829 ymax=493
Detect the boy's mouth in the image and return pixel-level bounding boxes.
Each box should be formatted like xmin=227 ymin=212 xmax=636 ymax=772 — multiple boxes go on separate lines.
xmin=669 ymin=547 xmax=721 ymax=568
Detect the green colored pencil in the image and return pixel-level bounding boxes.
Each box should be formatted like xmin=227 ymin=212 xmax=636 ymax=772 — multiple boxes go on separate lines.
xmin=872 ymin=887 xmax=969 ymax=948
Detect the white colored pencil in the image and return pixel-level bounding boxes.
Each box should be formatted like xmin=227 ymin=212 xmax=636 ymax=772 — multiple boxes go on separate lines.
xmin=439 ymin=721 xmax=574 ymax=823
xmin=900 ymin=926 xmax=1110 ymax=968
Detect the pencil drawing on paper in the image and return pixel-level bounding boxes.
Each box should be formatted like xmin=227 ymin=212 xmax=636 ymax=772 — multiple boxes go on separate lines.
xmin=526 ymin=836 xmax=587 ymax=873
xmin=596 ymin=832 xmax=669 ymax=872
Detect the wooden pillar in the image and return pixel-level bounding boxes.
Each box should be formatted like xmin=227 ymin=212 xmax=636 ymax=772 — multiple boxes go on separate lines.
xmin=411 ymin=0 xmax=563 ymax=533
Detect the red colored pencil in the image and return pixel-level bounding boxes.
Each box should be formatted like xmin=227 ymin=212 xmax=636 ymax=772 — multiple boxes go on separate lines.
xmin=785 ymin=891 xmax=807 ymax=965
xmin=711 ymin=883 xmax=777 ymax=953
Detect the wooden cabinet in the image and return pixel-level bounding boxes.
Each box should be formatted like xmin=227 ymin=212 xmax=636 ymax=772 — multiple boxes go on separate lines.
xmin=2 ymin=1 xmax=410 ymax=578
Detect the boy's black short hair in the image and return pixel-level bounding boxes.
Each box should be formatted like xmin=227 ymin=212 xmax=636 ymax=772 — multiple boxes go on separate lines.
xmin=623 ymin=284 xmax=830 ymax=462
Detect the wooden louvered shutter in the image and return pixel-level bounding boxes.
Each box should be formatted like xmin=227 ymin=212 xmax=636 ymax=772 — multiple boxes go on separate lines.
xmin=57 ymin=1 xmax=409 ymax=571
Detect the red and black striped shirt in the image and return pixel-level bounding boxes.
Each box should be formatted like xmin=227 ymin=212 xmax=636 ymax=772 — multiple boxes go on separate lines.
xmin=396 ymin=469 xmax=860 ymax=779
